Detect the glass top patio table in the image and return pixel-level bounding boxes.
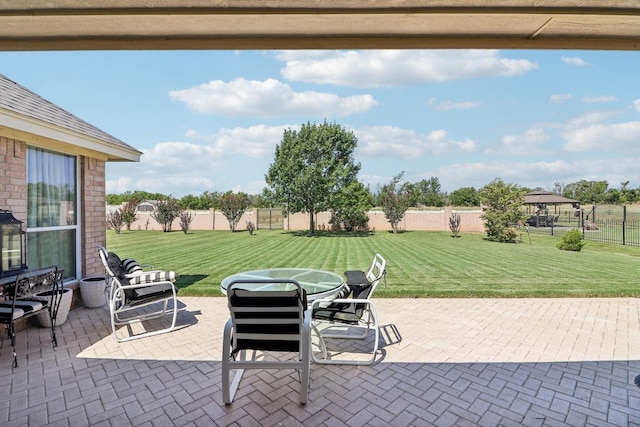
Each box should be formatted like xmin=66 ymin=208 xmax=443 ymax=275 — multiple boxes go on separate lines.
xmin=221 ymin=268 xmax=345 ymax=302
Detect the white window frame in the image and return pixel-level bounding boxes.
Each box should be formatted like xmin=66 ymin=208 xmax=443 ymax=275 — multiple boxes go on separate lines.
xmin=25 ymin=147 xmax=82 ymax=280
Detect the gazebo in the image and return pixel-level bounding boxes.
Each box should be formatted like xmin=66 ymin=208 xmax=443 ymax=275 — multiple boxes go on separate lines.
xmin=523 ymin=191 xmax=580 ymax=227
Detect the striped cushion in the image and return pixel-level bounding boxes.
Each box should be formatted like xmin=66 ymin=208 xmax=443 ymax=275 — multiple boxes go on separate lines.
xmin=334 ymin=284 xmax=351 ymax=299
xmin=128 ymin=271 xmax=178 ymax=285
xmin=122 ymin=258 xmax=143 ymax=274
xmin=12 ymin=299 xmax=46 ymax=312
xmin=0 ymin=298 xmax=46 ymax=320
xmin=0 ymin=305 xmax=25 ymax=320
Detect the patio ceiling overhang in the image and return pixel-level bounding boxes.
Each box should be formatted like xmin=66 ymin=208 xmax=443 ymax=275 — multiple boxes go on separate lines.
xmin=1 ymin=1 xmax=640 ymax=51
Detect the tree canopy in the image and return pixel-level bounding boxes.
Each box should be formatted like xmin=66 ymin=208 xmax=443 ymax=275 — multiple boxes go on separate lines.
xmin=449 ymin=187 xmax=480 ymax=207
xmin=151 ymin=197 xmax=182 ymax=232
xmin=217 ymin=191 xmax=251 ymax=232
xmin=266 ymin=120 xmax=361 ymax=234
xmin=479 ymin=178 xmax=528 ymax=242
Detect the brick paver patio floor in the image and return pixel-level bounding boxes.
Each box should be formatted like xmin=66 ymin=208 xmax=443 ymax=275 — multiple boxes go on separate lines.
xmin=2 ymin=297 xmax=640 ymax=426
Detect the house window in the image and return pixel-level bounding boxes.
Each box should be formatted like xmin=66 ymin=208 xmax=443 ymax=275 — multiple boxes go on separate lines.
xmin=26 ymin=147 xmax=78 ymax=279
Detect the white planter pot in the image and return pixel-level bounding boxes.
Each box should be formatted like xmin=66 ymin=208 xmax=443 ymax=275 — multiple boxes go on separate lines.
xmin=80 ymin=276 xmax=107 ymax=308
xmin=33 ymin=288 xmax=73 ymax=327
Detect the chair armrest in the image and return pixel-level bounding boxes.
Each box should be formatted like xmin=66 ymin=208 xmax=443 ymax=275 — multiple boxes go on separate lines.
xmin=117 ymin=280 xmax=176 ymax=290
xmin=223 ymin=317 xmax=233 ymax=347
xmin=125 ymin=269 xmax=164 ymax=278
xmin=311 ymin=298 xmax=374 ymax=310
xmin=125 ymin=271 xmax=178 ymax=284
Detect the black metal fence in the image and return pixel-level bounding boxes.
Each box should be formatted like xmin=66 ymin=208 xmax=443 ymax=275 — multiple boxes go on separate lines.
xmin=526 ymin=205 xmax=640 ymax=247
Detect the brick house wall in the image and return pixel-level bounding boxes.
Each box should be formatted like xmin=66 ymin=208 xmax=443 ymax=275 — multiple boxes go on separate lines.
xmin=0 ymin=137 xmax=27 ymax=222
xmin=81 ymin=156 xmax=106 ymax=278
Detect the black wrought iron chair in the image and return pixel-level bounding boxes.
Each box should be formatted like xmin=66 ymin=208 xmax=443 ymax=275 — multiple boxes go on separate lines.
xmin=0 ymin=266 xmax=63 ymax=367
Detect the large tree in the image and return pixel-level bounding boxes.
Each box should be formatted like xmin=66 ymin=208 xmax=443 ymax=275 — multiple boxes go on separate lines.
xmin=329 ymin=180 xmax=371 ymax=231
xmin=409 ymin=177 xmax=445 ymax=207
xmin=563 ymin=180 xmax=609 ymax=204
xmin=449 ymin=186 xmax=480 ymax=207
xmin=266 ymin=120 xmax=360 ymax=235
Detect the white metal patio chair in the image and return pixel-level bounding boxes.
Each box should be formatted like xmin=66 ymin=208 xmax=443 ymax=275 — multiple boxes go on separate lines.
xmin=311 ymin=253 xmax=386 ymax=365
xmin=98 ymin=246 xmax=178 ymax=342
xmin=222 ymin=279 xmax=310 ymax=405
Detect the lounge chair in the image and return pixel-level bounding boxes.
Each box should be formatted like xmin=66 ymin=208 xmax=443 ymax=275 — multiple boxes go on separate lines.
xmin=98 ymin=246 xmax=178 ymax=342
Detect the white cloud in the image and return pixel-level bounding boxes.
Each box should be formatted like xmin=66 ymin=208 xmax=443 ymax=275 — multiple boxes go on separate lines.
xmin=186 ymin=124 xmax=289 ymax=158
xmin=141 ymin=141 xmax=225 ymax=169
xmin=563 ymin=121 xmax=640 ymax=152
xmin=565 ymin=111 xmax=621 ymax=128
xmin=430 ymin=99 xmax=481 ymax=112
xmin=486 ymin=128 xmax=551 ymax=155
xmin=550 ymin=94 xmax=572 ymax=104
xmin=358 ymin=174 xmax=395 ymax=190
xmin=106 ymin=156 xmax=218 ymax=197
xmin=105 ymin=124 xmax=294 ymax=196
xmin=634 ymin=99 xmax=640 ymax=112
xmin=561 ymin=56 xmax=588 ymax=66
xmin=277 ymin=50 xmax=538 ymax=88
xmin=356 ymin=125 xmax=476 ymax=158
xmin=168 ymin=78 xmax=378 ymax=117
xmin=582 ymin=95 xmax=617 ymax=104
xmin=433 ymin=160 xmax=579 ymax=191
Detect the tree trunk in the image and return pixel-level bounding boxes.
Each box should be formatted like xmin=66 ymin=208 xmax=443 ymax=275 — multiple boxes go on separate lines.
xmin=309 ymin=209 xmax=315 ymax=235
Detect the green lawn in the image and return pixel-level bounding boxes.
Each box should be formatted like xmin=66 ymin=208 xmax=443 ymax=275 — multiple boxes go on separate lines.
xmin=105 ymin=229 xmax=640 ymax=298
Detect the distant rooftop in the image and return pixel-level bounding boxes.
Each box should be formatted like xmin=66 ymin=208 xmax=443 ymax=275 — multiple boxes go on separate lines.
xmin=524 ymin=191 xmax=580 ymax=205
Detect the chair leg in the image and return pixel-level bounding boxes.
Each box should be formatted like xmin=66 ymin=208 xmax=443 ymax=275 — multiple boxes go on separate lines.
xmin=223 ymin=351 xmax=247 ymax=404
xmin=111 ymin=297 xmax=178 ymax=342
xmin=311 ymin=323 xmax=329 ymax=363
xmin=6 ymin=323 xmax=18 ymax=368
xmin=311 ymin=309 xmax=379 ymax=366
xmin=222 ymin=319 xmax=248 ymax=405
xmin=227 ymin=367 xmax=245 ymax=404
xmin=299 ymin=322 xmax=311 ymax=404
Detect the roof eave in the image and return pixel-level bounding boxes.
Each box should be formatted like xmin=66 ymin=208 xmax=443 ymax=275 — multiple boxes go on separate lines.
xmin=0 ymin=109 xmax=141 ymax=162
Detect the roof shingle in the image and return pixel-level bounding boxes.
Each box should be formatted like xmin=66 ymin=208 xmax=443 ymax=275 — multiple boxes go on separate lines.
xmin=0 ymin=73 xmax=137 ymax=152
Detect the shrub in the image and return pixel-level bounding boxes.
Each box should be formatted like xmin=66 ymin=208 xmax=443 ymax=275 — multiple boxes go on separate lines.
xmin=121 ymin=199 xmax=140 ymax=231
xmin=449 ymin=212 xmax=461 ymax=238
xmin=152 ymin=198 xmax=181 ymax=232
xmin=106 ymin=209 xmax=124 ymax=234
xmin=246 ymin=221 xmax=255 ymax=235
xmin=218 ymin=191 xmax=251 ymax=232
xmin=557 ymin=229 xmax=586 ymax=252
xmin=179 ymin=211 xmax=193 ymax=234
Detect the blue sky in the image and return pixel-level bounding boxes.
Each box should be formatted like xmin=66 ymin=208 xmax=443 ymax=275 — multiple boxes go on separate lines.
xmin=2 ymin=49 xmax=639 ymax=197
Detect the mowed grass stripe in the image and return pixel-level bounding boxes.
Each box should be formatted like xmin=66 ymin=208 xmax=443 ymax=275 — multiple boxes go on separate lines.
xmin=106 ymin=229 xmax=640 ymax=298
